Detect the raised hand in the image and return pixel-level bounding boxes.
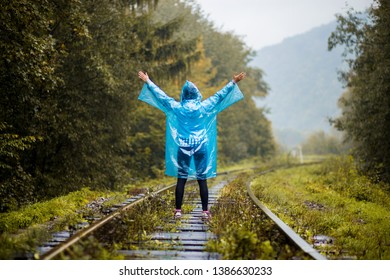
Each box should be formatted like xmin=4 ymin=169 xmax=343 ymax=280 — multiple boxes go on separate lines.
xmin=233 ymin=72 xmax=246 ymax=83
xmin=138 ymin=71 xmax=149 ymax=82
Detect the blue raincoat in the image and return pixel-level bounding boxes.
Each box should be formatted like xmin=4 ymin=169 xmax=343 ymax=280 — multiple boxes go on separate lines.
xmin=138 ymin=79 xmax=244 ymax=179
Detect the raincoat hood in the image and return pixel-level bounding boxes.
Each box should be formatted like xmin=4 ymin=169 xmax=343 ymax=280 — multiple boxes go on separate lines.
xmin=180 ymin=81 xmax=202 ymax=102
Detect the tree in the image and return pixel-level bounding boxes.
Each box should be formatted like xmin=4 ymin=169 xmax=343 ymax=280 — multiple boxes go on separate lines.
xmin=0 ymin=123 xmax=40 ymax=211
xmin=39 ymin=0 xmax=198 ymax=190
xmin=0 ymin=0 xmax=83 ymax=209
xmin=153 ymin=0 xmax=276 ymax=162
xmin=301 ymin=131 xmax=346 ymax=155
xmin=329 ymin=0 xmax=390 ymax=182
xmin=1 ymin=0 xmax=276 ymax=211
xmin=0 ymin=0 xmax=200 ymax=210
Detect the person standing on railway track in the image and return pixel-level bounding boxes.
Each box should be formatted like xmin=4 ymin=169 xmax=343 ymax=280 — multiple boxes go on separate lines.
xmin=138 ymin=71 xmax=245 ymax=219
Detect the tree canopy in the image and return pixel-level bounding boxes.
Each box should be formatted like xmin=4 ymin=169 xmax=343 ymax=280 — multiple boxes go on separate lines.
xmin=1 ymin=0 xmax=275 ymax=211
xmin=329 ymin=0 xmax=390 ymax=182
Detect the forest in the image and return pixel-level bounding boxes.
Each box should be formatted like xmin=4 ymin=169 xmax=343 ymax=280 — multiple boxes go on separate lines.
xmin=1 ymin=0 xmax=389 ymax=215
xmin=328 ymin=0 xmax=390 ymax=184
xmin=0 ymin=0 xmax=275 ymax=212
xmin=1 ymin=0 xmax=389 ymax=264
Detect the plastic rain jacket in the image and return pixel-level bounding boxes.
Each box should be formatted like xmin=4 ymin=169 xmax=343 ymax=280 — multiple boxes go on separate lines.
xmin=138 ymin=79 xmax=243 ymax=179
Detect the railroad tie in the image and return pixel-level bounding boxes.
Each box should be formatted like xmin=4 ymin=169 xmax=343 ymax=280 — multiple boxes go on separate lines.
xmin=117 ymin=181 xmax=226 ymax=260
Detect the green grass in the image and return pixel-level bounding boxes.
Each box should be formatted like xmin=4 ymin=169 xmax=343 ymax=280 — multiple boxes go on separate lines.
xmin=0 ymin=177 xmax=176 ymax=259
xmin=0 ymin=188 xmax=105 ymax=234
xmin=0 ymin=187 xmax=119 ymax=259
xmin=56 ymin=189 xmax=177 ymax=260
xmin=4 ymin=155 xmax=387 ymax=260
xmin=207 ymin=173 xmax=310 ymax=260
xmin=58 ymin=182 xmax=209 ymax=259
xmin=251 ymin=156 xmax=390 ymax=259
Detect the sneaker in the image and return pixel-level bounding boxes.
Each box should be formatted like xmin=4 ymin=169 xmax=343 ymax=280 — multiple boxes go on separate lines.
xmin=202 ymin=210 xmax=211 ymax=220
xmin=174 ymin=209 xmax=182 ymax=219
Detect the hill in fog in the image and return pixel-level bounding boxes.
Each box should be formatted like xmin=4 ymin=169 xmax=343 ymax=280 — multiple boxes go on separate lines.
xmin=251 ymin=21 xmax=345 ymax=147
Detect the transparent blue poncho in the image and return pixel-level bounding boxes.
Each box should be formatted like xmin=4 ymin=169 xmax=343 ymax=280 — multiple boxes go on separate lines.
xmin=138 ymin=79 xmax=244 ymax=179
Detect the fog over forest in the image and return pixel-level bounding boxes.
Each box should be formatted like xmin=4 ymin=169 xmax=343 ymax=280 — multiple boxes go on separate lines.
xmin=252 ymin=21 xmax=345 ymax=148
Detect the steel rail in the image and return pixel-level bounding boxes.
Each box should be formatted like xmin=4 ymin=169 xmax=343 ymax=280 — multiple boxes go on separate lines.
xmin=246 ymin=172 xmax=327 ymax=260
xmin=41 ymin=163 xmax=325 ymax=260
xmin=41 ymin=183 xmax=179 ymax=260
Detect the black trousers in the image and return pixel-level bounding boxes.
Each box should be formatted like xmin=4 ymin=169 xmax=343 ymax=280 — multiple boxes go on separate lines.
xmin=175 ymin=178 xmax=208 ymax=211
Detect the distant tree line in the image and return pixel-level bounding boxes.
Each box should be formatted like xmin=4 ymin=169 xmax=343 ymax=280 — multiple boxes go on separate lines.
xmin=329 ymin=0 xmax=390 ymax=182
xmin=0 ymin=0 xmax=275 ymax=211
xmin=301 ymin=131 xmax=349 ymax=155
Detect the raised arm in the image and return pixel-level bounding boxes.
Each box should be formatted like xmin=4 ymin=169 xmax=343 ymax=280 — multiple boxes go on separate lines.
xmin=202 ymin=72 xmax=246 ymax=113
xmin=137 ymin=71 xmax=178 ymax=112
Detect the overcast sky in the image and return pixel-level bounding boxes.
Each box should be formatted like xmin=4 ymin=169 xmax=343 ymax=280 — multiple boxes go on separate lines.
xmin=195 ymin=0 xmax=373 ymax=50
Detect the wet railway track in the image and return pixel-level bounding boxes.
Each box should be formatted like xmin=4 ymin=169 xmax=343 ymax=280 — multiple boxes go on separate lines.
xmin=117 ymin=181 xmax=226 ymax=260
xmin=39 ymin=167 xmax=326 ymax=260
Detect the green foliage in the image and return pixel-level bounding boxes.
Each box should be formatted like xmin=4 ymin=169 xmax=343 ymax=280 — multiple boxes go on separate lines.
xmin=328 ymin=0 xmax=390 ymax=182
xmin=317 ymin=156 xmax=390 ymax=203
xmin=0 ymin=188 xmax=105 ymax=234
xmin=219 ymin=95 xmax=275 ymax=162
xmin=0 ymin=177 xmax=174 ymax=259
xmin=0 ymin=186 xmax=118 ymax=259
xmin=216 ymin=224 xmax=260 ymax=260
xmin=1 ymin=0 xmax=275 ymax=212
xmin=153 ymin=0 xmax=276 ymax=162
xmin=57 ymin=236 xmax=124 ymax=260
xmin=57 ymin=190 xmax=175 ymax=259
xmin=0 ymin=0 xmax=199 ymax=209
xmin=0 ymin=123 xmax=41 ymax=211
xmin=252 ymin=157 xmax=390 ymax=259
xmin=0 ymin=0 xmax=65 ymax=210
xmin=0 ymin=225 xmax=52 ymax=259
xmin=301 ymin=130 xmax=349 ymax=155
xmin=207 ymin=174 xmax=307 ymax=260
